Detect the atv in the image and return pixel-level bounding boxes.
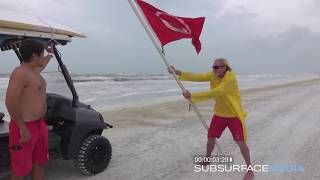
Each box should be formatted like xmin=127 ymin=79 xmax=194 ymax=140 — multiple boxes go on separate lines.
xmin=0 ymin=16 xmax=112 ymax=176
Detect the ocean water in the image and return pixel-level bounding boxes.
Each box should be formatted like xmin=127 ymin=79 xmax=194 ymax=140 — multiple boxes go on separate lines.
xmin=0 ymin=72 xmax=318 ymax=115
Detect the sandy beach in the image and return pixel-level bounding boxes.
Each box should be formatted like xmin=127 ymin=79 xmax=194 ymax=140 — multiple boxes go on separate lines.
xmin=2 ymin=77 xmax=320 ymax=180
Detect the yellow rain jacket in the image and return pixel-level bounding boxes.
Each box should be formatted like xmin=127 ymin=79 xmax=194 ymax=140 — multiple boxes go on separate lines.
xmin=179 ymin=71 xmax=248 ymax=142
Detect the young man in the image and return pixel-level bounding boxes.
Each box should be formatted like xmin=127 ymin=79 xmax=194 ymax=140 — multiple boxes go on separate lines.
xmin=169 ymin=58 xmax=254 ymax=180
xmin=5 ymin=39 xmax=53 ymax=180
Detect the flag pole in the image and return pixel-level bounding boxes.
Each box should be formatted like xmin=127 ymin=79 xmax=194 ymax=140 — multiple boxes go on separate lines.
xmin=128 ymin=0 xmax=225 ymax=155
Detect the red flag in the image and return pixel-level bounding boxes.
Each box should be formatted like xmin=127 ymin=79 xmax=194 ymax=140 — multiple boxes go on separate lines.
xmin=136 ymin=0 xmax=205 ymax=54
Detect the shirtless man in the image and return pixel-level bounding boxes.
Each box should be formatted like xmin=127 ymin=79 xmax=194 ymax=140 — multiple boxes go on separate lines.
xmin=5 ymin=39 xmax=53 ymax=180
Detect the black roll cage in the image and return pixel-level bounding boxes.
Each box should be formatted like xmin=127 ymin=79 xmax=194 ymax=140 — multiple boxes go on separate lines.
xmin=0 ymin=37 xmax=79 ymax=107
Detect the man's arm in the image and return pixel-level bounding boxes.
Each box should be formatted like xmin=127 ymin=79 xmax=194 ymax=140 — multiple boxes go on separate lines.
xmin=36 ymin=45 xmax=53 ymax=72
xmin=190 ymin=74 xmax=237 ymax=103
xmin=36 ymin=54 xmax=53 ymax=72
xmin=168 ymin=66 xmax=212 ymax=82
xmin=179 ymin=71 xmax=212 ymax=82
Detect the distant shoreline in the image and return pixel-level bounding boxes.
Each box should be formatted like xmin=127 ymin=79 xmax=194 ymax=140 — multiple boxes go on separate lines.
xmin=100 ymin=77 xmax=320 ymax=114
xmin=241 ymin=77 xmax=320 ymax=95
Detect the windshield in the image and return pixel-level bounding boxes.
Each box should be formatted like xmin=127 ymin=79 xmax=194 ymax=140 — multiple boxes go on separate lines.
xmin=42 ymin=71 xmax=72 ymax=98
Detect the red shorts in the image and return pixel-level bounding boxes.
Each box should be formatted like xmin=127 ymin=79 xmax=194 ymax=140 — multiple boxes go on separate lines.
xmin=208 ymin=115 xmax=244 ymax=141
xmin=9 ymin=119 xmax=49 ymax=176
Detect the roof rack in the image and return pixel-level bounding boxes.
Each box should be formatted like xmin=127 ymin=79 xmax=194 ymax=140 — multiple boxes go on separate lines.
xmin=0 ymin=39 xmax=22 ymax=51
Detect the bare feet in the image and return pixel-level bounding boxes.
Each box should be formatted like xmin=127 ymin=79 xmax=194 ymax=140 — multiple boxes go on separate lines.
xmin=243 ymin=170 xmax=254 ymax=180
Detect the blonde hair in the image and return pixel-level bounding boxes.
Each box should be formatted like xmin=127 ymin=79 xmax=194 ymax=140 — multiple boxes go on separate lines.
xmin=215 ymin=58 xmax=232 ymax=71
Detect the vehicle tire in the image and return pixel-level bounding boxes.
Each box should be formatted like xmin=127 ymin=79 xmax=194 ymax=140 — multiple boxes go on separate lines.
xmin=74 ymin=135 xmax=112 ymax=176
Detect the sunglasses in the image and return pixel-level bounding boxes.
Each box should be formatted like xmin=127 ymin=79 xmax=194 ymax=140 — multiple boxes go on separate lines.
xmin=212 ymin=65 xmax=226 ymax=70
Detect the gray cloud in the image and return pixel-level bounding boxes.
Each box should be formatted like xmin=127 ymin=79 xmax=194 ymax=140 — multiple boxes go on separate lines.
xmin=0 ymin=0 xmax=319 ymax=75
xmin=207 ymin=25 xmax=320 ymax=74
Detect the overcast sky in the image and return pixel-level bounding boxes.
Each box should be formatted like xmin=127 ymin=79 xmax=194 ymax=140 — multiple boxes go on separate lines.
xmin=0 ymin=0 xmax=319 ymax=74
